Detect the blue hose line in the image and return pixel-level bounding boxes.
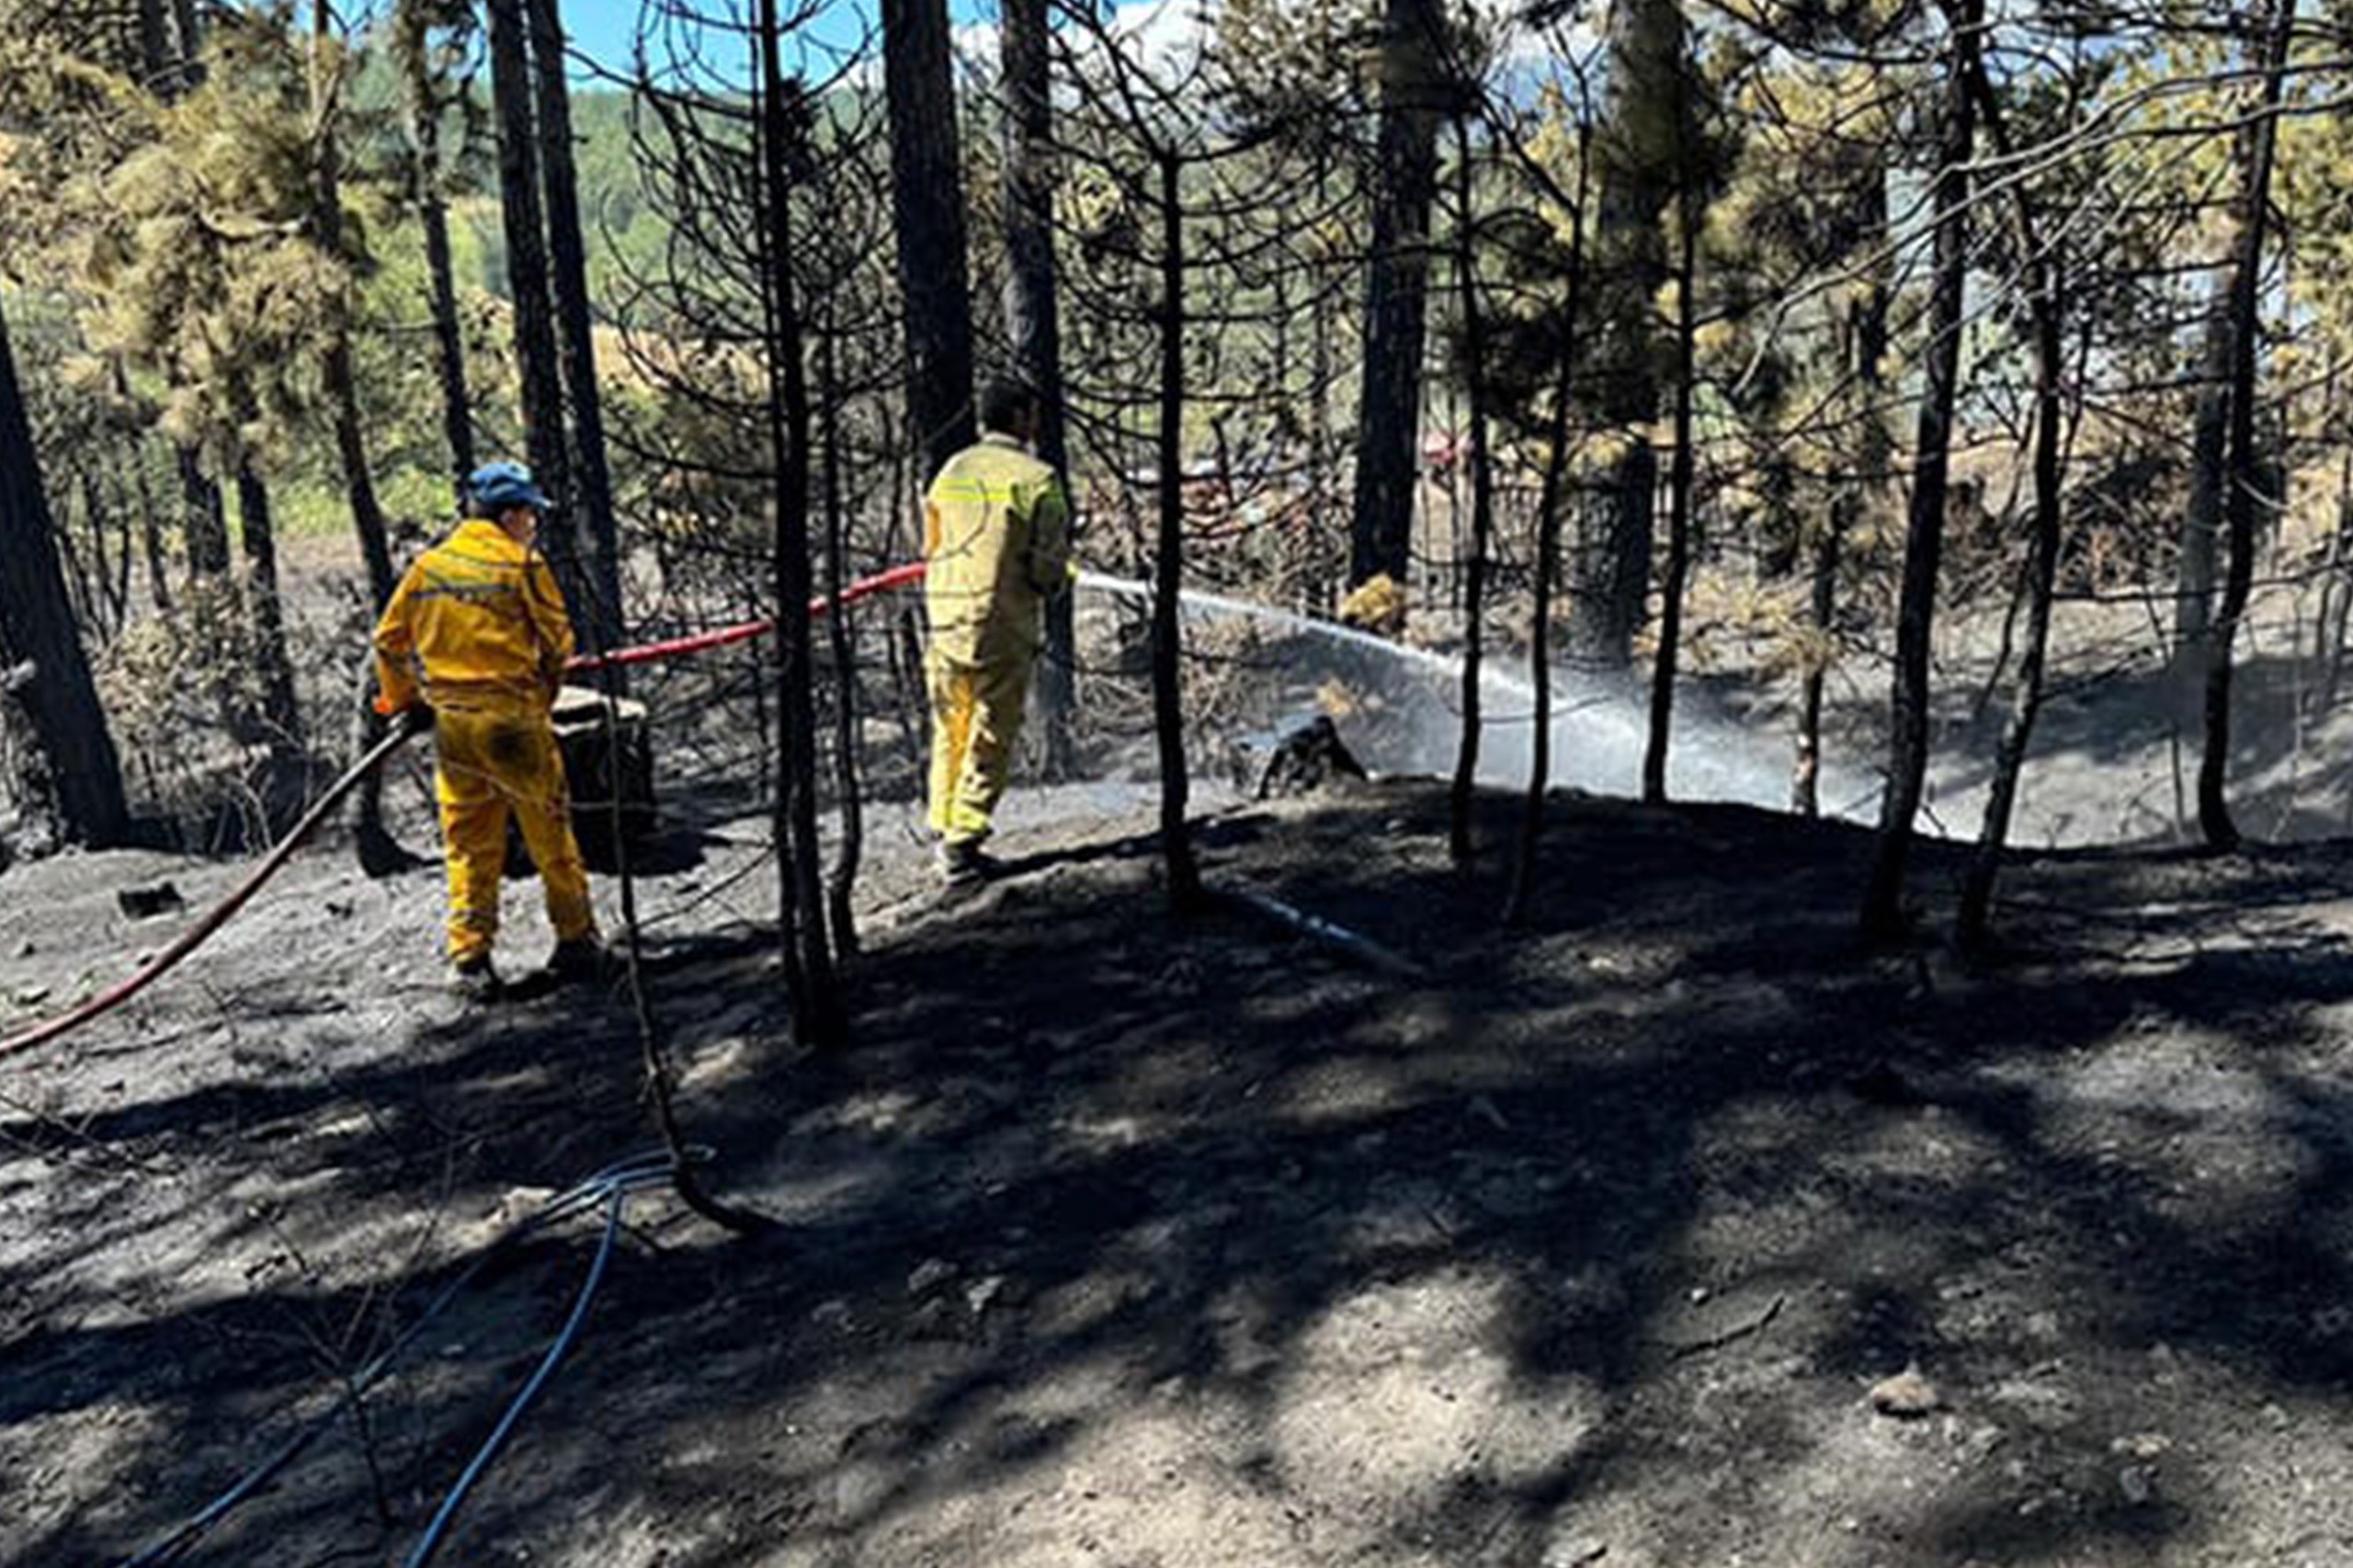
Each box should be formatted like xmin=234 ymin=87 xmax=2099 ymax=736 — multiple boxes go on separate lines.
xmin=401 ymin=1185 xmax=627 ymax=1568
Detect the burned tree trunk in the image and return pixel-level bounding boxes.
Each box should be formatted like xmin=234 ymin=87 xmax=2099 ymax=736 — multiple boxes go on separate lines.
xmin=1569 ymin=0 xmax=1682 ymax=670
xmin=1449 ymin=114 xmax=1495 ymax=864
xmin=133 ymin=459 xmax=173 ymax=618
xmin=2198 ymin=0 xmax=2294 ymax=851
xmin=1347 ymin=0 xmax=1445 ymax=593
xmin=1793 ymin=168 xmax=1889 ymax=819
xmin=1960 ymin=270 xmax=2066 ymax=946
xmin=177 ymin=448 xmax=231 ymax=583
xmin=0 ymin=300 xmax=131 ymax=848
xmin=232 ymin=459 xmax=306 ymax=770
xmin=317 ymin=327 xmax=392 ymax=603
xmin=1642 ymin=194 xmax=1701 ymax=805
xmin=135 ymin=0 xmax=171 ymax=87
xmin=310 ymin=0 xmax=396 ymax=610
xmin=527 ymin=0 xmax=627 ymax=659
xmin=1859 ymin=0 xmax=1977 ymax=943
xmin=1958 ymin=57 xmax=2075 ymax=947
xmin=483 ymin=0 xmax=574 ymax=570
xmin=756 ymin=0 xmax=843 ymax=1044
xmin=820 ymin=320 xmax=863 ymax=962
xmin=1502 ymin=133 xmax=1592 ymax=929
xmin=1154 ymin=149 xmax=1202 ymax=911
xmin=1001 ymin=0 xmax=1076 ymax=776
xmin=397 ymin=0 xmax=477 ymax=480
xmin=882 ymin=0 xmax=977 ymax=479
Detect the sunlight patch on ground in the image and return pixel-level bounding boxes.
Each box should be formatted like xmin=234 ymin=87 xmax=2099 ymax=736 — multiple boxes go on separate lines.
xmin=1271 ymin=1268 xmax=1604 ymax=1517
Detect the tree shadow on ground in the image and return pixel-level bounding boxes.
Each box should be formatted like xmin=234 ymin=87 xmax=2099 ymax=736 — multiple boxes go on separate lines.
xmin=9 ymin=784 xmax=2353 ymax=1565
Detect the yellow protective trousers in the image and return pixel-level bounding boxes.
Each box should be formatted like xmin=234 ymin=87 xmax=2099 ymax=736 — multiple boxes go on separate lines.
xmin=926 ymin=650 xmax=1033 ymax=846
xmin=433 ymin=706 xmax=596 ymax=962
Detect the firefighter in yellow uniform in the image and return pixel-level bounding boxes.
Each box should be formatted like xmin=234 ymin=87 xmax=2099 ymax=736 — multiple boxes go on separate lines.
xmin=925 ymin=381 xmax=1074 ymax=884
xmin=373 ymin=462 xmax=602 ymax=996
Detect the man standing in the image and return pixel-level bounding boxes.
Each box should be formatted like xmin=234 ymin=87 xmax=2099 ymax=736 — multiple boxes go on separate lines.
xmin=374 ymin=462 xmax=602 ymax=996
xmin=924 ymin=381 xmax=1074 ymax=884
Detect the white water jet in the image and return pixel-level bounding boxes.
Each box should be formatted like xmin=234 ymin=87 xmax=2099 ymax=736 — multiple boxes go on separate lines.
xmin=1075 ymin=571 xmax=1880 ymax=823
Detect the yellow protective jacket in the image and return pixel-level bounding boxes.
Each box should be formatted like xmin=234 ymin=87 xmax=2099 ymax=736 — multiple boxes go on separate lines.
xmin=373 ymin=519 xmax=574 ymax=717
xmin=924 ymin=433 xmax=1073 ymax=665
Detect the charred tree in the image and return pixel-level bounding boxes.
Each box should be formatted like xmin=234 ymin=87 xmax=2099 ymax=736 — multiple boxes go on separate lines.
xmin=1859 ymin=0 xmax=1978 ymax=943
xmin=232 ymin=456 xmax=306 ymax=773
xmin=135 ymin=0 xmax=171 ymax=89
xmin=1001 ymin=0 xmax=1076 ymax=775
xmin=527 ymin=0 xmax=628 ymax=657
xmin=1641 ymin=185 xmax=1700 ymax=805
xmin=1449 ymin=112 xmax=1495 ymax=864
xmin=0 ymin=300 xmax=131 ymax=848
xmin=756 ymin=0 xmax=843 ymax=1043
xmin=1569 ymin=0 xmax=1682 ymax=669
xmin=1954 ymin=53 xmax=2074 ymax=948
xmin=819 ymin=319 xmax=863 ymax=962
xmin=1152 ymin=147 xmax=1203 ymax=911
xmin=1347 ymin=0 xmax=1446 ymax=593
xmin=177 ymin=448 xmax=232 ymax=584
xmin=1793 ymin=167 xmax=1889 ymax=819
xmin=310 ymin=0 xmax=396 ymax=610
xmin=1502 ymin=125 xmax=1593 ymax=929
xmin=882 ymin=0 xmax=977 ymax=478
xmin=2198 ymin=0 xmax=2293 ymax=852
xmin=483 ymin=0 xmax=574 ymax=578
xmin=395 ymin=0 xmax=478 ymax=480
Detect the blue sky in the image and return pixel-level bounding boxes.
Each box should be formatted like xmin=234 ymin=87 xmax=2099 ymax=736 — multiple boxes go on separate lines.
xmin=558 ymin=0 xmax=984 ymax=76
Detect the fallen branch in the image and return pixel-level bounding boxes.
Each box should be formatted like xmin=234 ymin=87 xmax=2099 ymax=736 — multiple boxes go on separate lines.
xmin=1655 ymin=1292 xmax=1788 ymax=1360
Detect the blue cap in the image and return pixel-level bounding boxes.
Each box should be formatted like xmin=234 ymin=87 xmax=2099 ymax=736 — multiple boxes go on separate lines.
xmin=465 ymin=460 xmax=552 ymax=514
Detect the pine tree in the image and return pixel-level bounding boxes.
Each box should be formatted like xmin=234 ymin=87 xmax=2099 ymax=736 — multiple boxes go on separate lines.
xmin=1347 ymin=0 xmax=1447 ymax=595
xmin=1860 ymin=0 xmax=1980 ymax=942
xmin=1570 ymin=0 xmax=1688 ymax=668
xmin=882 ymin=0 xmax=978 ymax=478
xmin=391 ymin=0 xmax=480 ymax=480
xmin=0 ymin=296 xmax=131 ymax=848
xmin=1000 ymin=0 xmax=1076 ymax=773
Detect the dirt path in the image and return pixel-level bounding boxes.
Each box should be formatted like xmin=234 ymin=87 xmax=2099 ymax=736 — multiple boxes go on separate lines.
xmin=6 ymin=780 xmax=2353 ymax=1566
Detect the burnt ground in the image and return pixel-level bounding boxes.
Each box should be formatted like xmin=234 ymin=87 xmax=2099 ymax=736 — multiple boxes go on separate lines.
xmin=6 ymin=775 xmax=2353 ymax=1567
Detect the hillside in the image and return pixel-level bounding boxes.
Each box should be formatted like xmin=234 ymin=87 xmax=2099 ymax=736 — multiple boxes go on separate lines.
xmin=6 ymin=779 xmax=2353 ymax=1565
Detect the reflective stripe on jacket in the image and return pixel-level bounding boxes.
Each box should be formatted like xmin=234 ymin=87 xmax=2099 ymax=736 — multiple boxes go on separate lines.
xmin=373 ymin=520 xmax=574 ymax=716
xmin=923 ymin=434 xmax=1072 ymax=665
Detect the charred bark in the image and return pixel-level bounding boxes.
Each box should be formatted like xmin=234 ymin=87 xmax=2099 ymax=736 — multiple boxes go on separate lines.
xmin=1001 ymin=0 xmax=1076 ymax=776
xmin=483 ymin=0 xmax=575 ymax=593
xmin=1502 ymin=127 xmax=1592 ymax=928
xmin=1642 ymin=197 xmax=1700 ymax=805
xmin=0 ymin=301 xmax=131 ymax=848
xmin=2198 ymin=0 xmax=2294 ymax=851
xmin=882 ymin=0 xmax=978 ymax=478
xmin=1347 ymin=0 xmax=1445 ymax=592
xmin=1859 ymin=0 xmax=1978 ymax=943
xmin=1154 ymin=150 xmax=1203 ymax=911
xmin=527 ymin=0 xmax=628 ymax=659
xmin=756 ymin=0 xmax=843 ymax=1044
xmin=1449 ymin=114 xmax=1495 ymax=864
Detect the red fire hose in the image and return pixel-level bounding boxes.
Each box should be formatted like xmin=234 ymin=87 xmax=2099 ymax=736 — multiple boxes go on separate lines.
xmin=0 ymin=724 xmax=416 ymax=1060
xmin=565 ymin=562 xmax=927 ymax=674
xmin=0 ymin=562 xmax=929 ymax=1061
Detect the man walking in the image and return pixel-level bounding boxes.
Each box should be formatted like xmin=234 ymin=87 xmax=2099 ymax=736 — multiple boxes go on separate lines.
xmin=374 ymin=462 xmax=603 ymax=996
xmin=924 ymin=381 xmax=1074 ymax=885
